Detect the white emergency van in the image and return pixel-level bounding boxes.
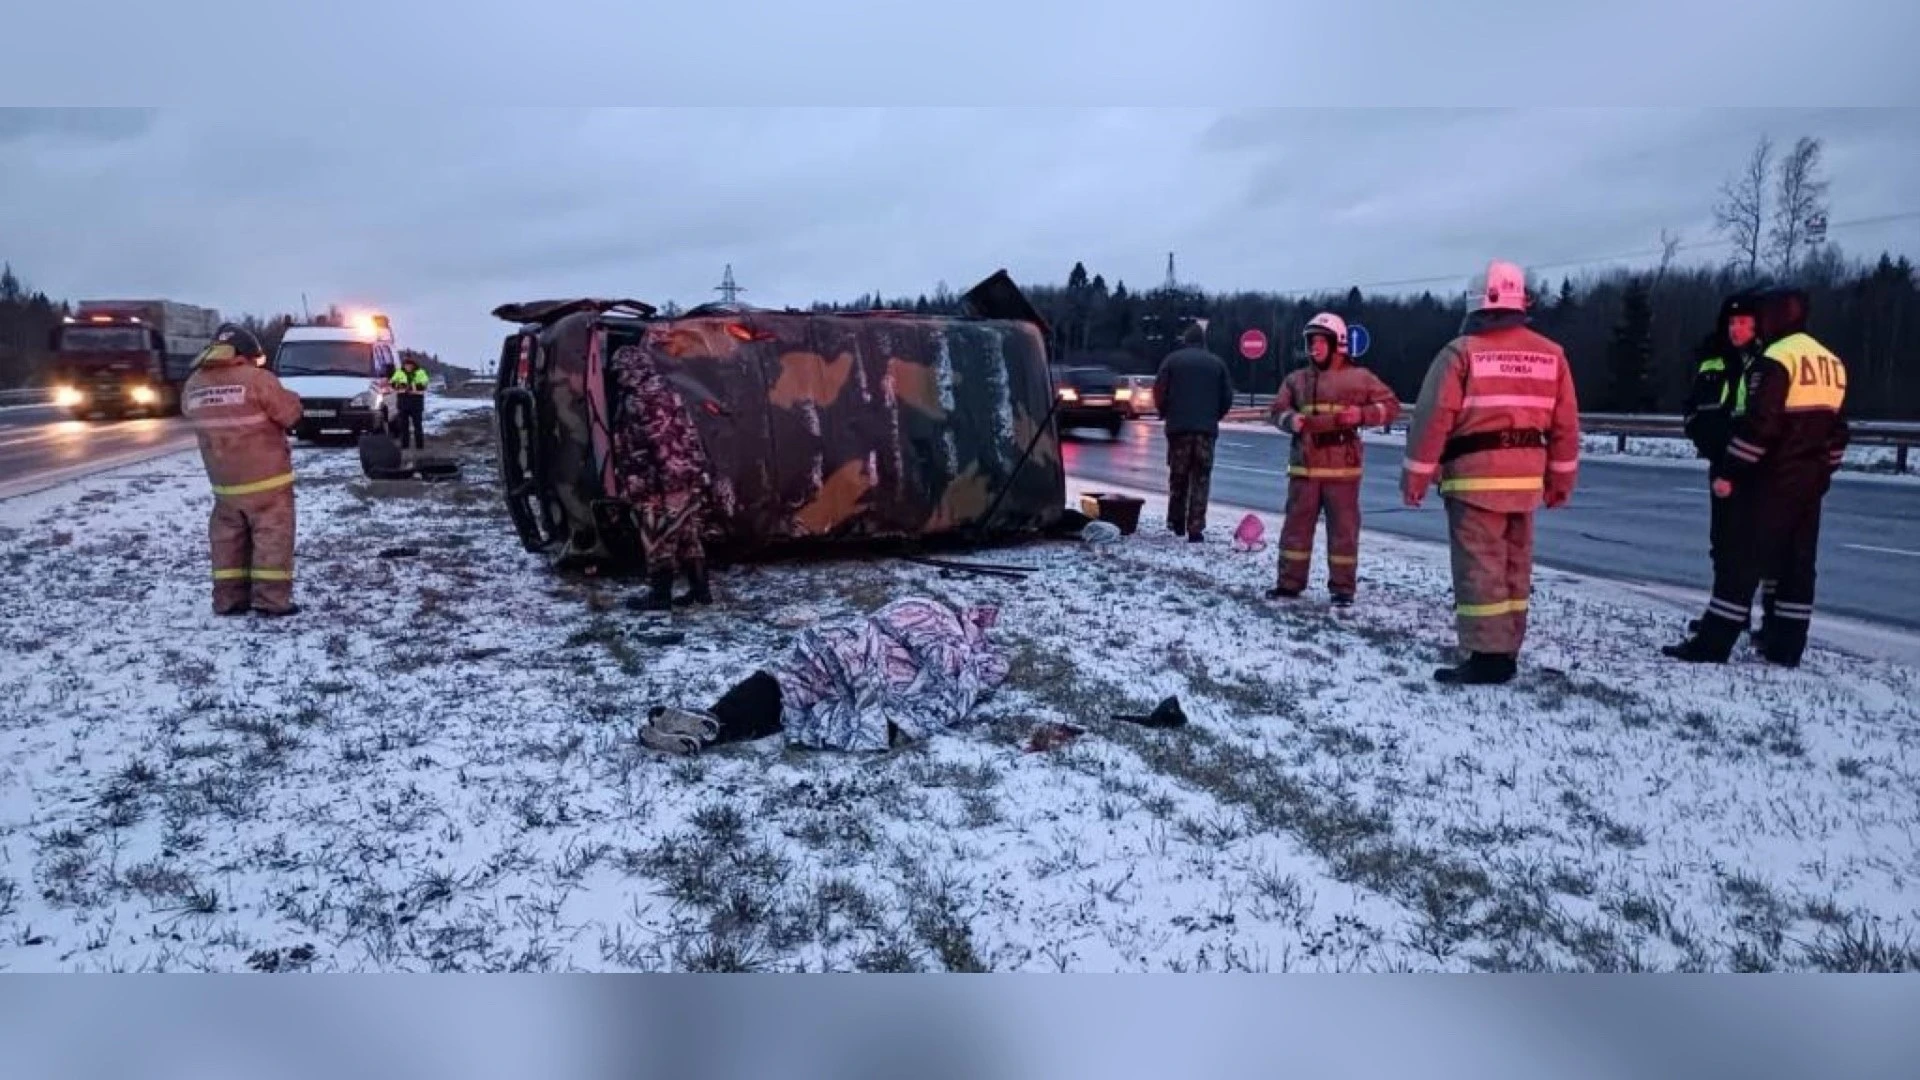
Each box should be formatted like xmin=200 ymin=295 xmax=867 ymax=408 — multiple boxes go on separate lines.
xmin=272 ymin=316 xmax=399 ymax=442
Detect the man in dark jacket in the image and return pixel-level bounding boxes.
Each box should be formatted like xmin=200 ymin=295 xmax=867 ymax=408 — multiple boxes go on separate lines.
xmin=1154 ymin=323 xmax=1236 ymax=541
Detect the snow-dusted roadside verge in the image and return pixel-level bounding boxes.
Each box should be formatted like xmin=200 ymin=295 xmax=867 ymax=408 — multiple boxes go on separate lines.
xmin=2 ymin=404 xmax=1917 ymax=972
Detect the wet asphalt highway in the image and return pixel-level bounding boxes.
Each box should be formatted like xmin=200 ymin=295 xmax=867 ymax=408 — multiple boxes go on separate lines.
xmin=1063 ymin=421 xmax=1920 ymax=630
xmin=0 ymin=405 xmax=199 ymax=500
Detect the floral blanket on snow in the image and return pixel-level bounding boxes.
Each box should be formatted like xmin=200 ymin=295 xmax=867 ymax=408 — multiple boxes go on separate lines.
xmin=768 ymin=598 xmax=1008 ymax=751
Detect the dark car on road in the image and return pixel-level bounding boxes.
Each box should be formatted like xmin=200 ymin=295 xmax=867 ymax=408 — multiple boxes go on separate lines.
xmin=1051 ymin=365 xmax=1126 ymax=437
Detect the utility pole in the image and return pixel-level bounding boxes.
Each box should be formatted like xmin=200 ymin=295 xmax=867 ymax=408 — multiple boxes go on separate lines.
xmin=714 ymin=264 xmax=745 ymax=305
xmin=1164 ymin=252 xmax=1178 ymax=291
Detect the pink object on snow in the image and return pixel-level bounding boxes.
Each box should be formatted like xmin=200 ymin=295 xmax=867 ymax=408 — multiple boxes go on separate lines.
xmin=1232 ymin=513 xmax=1266 ymax=552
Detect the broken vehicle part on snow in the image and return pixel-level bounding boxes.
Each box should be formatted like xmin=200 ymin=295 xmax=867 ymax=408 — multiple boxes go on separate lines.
xmin=1111 ymin=696 xmax=1189 ymax=729
xmin=358 ymin=431 xmax=462 ymax=482
xmin=903 ymin=555 xmax=1037 ymax=580
xmin=490 ymin=271 xmax=1066 ymax=571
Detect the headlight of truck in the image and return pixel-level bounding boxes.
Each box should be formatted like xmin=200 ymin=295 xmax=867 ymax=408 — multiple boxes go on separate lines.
xmin=349 ymin=390 xmax=379 ymax=409
xmin=130 ymin=386 xmax=158 ymax=405
xmin=54 ymin=386 xmax=85 ymax=408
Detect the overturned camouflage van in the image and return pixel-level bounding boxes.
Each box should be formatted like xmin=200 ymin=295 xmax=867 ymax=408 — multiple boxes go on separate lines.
xmin=492 ymin=271 xmax=1066 ymax=568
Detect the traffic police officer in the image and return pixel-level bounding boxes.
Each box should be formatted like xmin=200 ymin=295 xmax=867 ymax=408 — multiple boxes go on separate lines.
xmin=1664 ymin=287 xmax=1849 ymax=667
xmin=1682 ymin=288 xmax=1777 ymax=633
xmin=390 ymin=354 xmax=430 ymax=449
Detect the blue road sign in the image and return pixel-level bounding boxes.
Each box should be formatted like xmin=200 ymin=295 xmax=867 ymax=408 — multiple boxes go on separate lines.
xmin=1348 ymin=323 xmax=1371 ymax=358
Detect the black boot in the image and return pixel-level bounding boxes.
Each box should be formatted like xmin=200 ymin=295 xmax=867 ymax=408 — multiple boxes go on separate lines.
xmin=1266 ymin=585 xmax=1304 ymax=600
xmin=627 ymin=569 xmax=676 ymax=612
xmin=1662 ymin=615 xmax=1741 ymax=663
xmin=1432 ymin=652 xmax=1517 ymax=685
xmin=674 ymin=560 xmax=714 ymax=607
xmin=1758 ymin=618 xmax=1806 ymax=668
xmin=1662 ymin=636 xmax=1732 ymax=663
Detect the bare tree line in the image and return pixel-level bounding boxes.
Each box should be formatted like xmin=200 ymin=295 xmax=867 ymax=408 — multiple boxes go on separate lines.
xmin=1713 ymin=134 xmax=1833 ymax=281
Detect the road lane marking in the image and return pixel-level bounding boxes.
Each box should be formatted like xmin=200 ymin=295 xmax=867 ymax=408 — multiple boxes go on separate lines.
xmin=0 ymin=437 xmax=198 ymax=501
xmin=1846 ymin=544 xmax=1920 ymax=558
xmin=0 ymin=427 xmax=80 ymax=450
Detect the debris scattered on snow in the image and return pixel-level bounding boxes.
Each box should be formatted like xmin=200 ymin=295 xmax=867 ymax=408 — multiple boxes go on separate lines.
xmin=1025 ymin=723 xmax=1086 ymax=753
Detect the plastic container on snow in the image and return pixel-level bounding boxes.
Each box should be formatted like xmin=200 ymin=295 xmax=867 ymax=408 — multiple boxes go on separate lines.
xmin=1078 ymin=492 xmax=1143 ymax=535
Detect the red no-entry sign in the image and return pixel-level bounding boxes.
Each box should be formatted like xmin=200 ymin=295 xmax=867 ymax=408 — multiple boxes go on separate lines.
xmin=1238 ymin=329 xmax=1268 ymax=360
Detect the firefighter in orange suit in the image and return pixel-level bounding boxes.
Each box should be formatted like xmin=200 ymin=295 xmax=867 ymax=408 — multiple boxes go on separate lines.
xmin=1267 ymin=312 xmax=1400 ymax=605
xmin=180 ymin=324 xmax=305 ymax=616
xmin=1402 ymin=261 xmax=1581 ymax=685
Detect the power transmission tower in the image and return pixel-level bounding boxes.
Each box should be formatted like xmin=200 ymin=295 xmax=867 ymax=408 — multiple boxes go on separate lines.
xmin=714 ymin=264 xmax=745 ymax=304
xmin=1164 ymin=252 xmax=1178 ymax=291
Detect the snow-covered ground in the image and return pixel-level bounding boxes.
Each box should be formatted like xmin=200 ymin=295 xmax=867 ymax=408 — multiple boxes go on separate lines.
xmin=3 ymin=402 xmax=1918 ymax=972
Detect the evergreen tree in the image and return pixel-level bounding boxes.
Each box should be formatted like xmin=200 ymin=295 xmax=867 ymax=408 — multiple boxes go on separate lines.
xmin=1606 ymin=277 xmax=1656 ymax=412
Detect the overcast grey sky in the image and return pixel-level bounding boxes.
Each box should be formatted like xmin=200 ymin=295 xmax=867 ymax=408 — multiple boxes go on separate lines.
xmin=2 ymin=108 xmax=1916 ymax=366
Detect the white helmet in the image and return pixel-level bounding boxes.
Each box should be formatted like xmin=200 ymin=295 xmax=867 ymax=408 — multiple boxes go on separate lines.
xmin=1302 ymin=312 xmax=1348 ymax=350
xmin=1469 ymin=260 xmax=1529 ymax=312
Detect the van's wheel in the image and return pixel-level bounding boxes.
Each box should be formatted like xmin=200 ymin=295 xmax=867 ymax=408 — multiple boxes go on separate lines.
xmin=1107 ymin=418 xmax=1124 ymax=438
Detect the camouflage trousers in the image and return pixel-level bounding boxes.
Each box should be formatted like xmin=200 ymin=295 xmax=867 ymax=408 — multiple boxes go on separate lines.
xmin=1445 ymin=500 xmax=1533 ymax=655
xmin=639 ymin=497 xmax=707 ymax=575
xmin=210 ymin=489 xmax=296 ymax=615
xmin=1278 ymin=479 xmax=1361 ymax=595
xmin=1165 ymin=433 xmax=1218 ymax=538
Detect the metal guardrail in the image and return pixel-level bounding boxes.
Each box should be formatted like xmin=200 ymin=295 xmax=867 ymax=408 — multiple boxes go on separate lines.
xmin=1221 ymin=401 xmax=1918 ymax=471
xmin=0 ymin=388 xmax=51 ymax=407
xmin=1578 ymin=413 xmax=1918 ymax=470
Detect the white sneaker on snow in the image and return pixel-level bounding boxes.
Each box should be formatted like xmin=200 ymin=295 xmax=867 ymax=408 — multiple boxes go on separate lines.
xmin=639 ymin=706 xmax=720 ymax=755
